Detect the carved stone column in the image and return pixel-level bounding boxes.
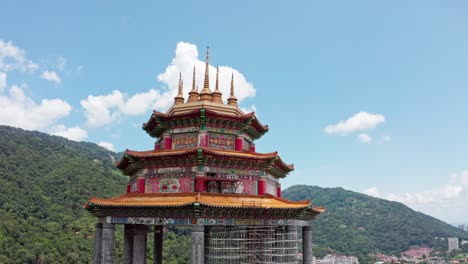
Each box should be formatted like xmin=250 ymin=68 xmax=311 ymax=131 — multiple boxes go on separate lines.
xmin=101 ymin=223 xmax=115 ymax=264
xmin=93 ymin=223 xmax=103 ymax=264
xmin=133 ymin=225 xmax=148 ymax=264
xmin=302 ymin=225 xmax=313 ymax=264
xmin=153 ymin=226 xmax=163 ymax=264
xmin=191 ymin=225 xmax=205 ymax=264
xmin=123 ymin=224 xmax=134 ymax=264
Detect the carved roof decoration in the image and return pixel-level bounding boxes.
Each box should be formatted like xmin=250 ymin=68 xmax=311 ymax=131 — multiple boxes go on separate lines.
xmin=142 ymin=108 xmax=268 ymax=139
xmin=116 ymin=147 xmax=293 ymax=178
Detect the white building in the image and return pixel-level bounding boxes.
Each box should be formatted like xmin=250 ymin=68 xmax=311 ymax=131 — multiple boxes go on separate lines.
xmin=448 ymin=237 xmax=459 ymax=253
xmin=315 ymin=254 xmax=359 ymax=264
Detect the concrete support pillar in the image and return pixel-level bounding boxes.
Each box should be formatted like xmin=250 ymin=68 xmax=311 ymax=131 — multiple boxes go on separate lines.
xmin=302 ymin=226 xmax=313 ymax=264
xmin=191 ymin=225 xmax=205 ymax=264
xmin=153 ymin=226 xmax=163 ymax=264
xmin=93 ymin=223 xmax=103 ymax=264
xmin=123 ymin=225 xmax=134 ymax=264
xmin=101 ymin=223 xmax=115 ymax=264
xmin=133 ymin=225 xmax=148 ymax=264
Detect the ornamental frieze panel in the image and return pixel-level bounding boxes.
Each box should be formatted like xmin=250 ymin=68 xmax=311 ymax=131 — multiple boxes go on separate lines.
xmin=169 ymin=127 xmax=199 ymax=134
xmin=143 ymin=167 xmax=195 ymax=178
xmin=207 ymin=127 xmax=237 ymax=135
xmin=202 ymin=166 xmax=263 ymax=178
xmin=107 ymin=216 xmax=309 ymax=226
xmin=208 ymin=133 xmax=235 ymax=150
xmin=172 ymin=133 xmax=198 ymax=149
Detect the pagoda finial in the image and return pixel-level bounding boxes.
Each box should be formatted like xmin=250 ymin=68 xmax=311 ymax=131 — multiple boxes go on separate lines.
xmin=174 ymin=72 xmax=185 ymax=104
xmin=227 ymin=72 xmax=238 ymax=106
xmin=187 ymin=66 xmax=199 ymax=103
xmin=199 ymin=46 xmax=213 ymax=102
xmin=211 ymin=66 xmax=223 ymax=104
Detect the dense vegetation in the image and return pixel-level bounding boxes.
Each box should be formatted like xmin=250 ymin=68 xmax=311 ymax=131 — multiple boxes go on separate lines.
xmin=283 ymin=185 xmax=468 ymax=261
xmin=0 ymin=126 xmax=129 ymax=263
xmin=0 ymin=125 xmax=466 ymax=263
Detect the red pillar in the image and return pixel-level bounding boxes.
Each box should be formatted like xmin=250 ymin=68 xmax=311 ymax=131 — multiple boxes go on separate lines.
xmin=235 ymin=136 xmax=243 ymax=151
xmin=163 ymin=136 xmax=172 ymax=150
xmin=250 ymin=143 xmax=256 ymax=152
xmin=199 ymin=131 xmax=208 ymax=147
xmin=194 ymin=176 xmax=207 ymax=192
xmin=257 ymin=178 xmax=266 ymax=195
xmin=126 ymin=184 xmax=132 ymax=193
xmin=154 ymin=141 xmax=160 ymax=150
xmin=137 ymin=177 xmax=146 ymax=193
xmin=277 ymin=185 xmax=282 ymax=197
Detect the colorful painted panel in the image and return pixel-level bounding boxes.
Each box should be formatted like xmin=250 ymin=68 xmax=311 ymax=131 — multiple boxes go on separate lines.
xmin=208 ymin=133 xmax=235 ymax=150
xmin=146 ymin=177 xmax=193 ymax=193
xmin=172 ymin=133 xmax=198 ymax=149
xmin=206 ymin=179 xmax=256 ymax=195
xmin=243 ymin=140 xmax=251 ymax=151
xmin=265 ymin=178 xmax=277 ymax=195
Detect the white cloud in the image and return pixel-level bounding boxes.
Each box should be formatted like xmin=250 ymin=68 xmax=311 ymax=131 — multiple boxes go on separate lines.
xmin=382 ymin=135 xmax=392 ymax=142
xmin=325 ymin=111 xmax=385 ymax=135
xmin=0 ymin=72 xmax=6 ymax=91
xmin=80 ymin=89 xmax=163 ymax=127
xmin=41 ymin=70 xmax=61 ymax=84
xmin=363 ymin=186 xmax=380 ymax=197
xmin=368 ymin=171 xmax=468 ymax=222
xmin=156 ymin=42 xmax=256 ymax=109
xmin=357 ymin=133 xmax=372 ymax=143
xmin=0 ymin=85 xmax=72 ymax=130
xmin=51 ymin=125 xmax=88 ymax=141
xmin=80 ymin=42 xmax=257 ymax=128
xmin=0 ymin=40 xmax=38 ymax=72
xmin=56 ymin=56 xmax=67 ymax=71
xmin=98 ymin=141 xmax=115 ymax=152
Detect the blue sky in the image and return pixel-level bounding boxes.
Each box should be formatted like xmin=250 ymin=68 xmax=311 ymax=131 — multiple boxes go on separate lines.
xmin=1 ymin=1 xmax=467 ymax=224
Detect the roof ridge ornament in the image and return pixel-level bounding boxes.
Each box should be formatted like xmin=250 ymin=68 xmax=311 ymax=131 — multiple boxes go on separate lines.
xmin=199 ymin=46 xmax=213 ymax=102
xmin=211 ymin=65 xmax=223 ymax=104
xmin=187 ymin=66 xmax=200 ymax=103
xmin=227 ymin=72 xmax=238 ymax=107
xmin=174 ymin=72 xmax=184 ymax=104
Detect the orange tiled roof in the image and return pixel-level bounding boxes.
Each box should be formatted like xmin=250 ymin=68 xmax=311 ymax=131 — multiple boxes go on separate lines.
xmin=124 ymin=148 xmax=279 ymax=159
xmin=86 ymin=192 xmax=317 ymax=210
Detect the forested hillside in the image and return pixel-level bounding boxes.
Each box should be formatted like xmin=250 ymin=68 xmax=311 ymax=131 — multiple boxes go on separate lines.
xmin=283 ymin=185 xmax=468 ymax=260
xmin=1 ymin=125 xmax=466 ymax=263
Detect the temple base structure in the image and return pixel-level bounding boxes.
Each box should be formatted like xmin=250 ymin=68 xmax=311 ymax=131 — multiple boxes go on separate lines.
xmin=92 ymin=219 xmax=315 ymax=264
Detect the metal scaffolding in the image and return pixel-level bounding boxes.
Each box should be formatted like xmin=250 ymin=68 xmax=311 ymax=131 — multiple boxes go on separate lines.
xmin=205 ymin=226 xmax=300 ymax=264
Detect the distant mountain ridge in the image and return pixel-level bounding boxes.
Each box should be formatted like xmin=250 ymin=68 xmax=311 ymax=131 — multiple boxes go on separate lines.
xmin=283 ymin=185 xmax=468 ymax=260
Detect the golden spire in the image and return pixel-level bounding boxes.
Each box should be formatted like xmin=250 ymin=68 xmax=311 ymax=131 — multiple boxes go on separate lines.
xmin=211 ymin=66 xmax=223 ymax=104
xmin=174 ymin=72 xmax=184 ymax=104
xmin=187 ymin=66 xmax=199 ymax=103
xmin=199 ymin=46 xmax=213 ymax=102
xmin=227 ymin=72 xmax=238 ymax=106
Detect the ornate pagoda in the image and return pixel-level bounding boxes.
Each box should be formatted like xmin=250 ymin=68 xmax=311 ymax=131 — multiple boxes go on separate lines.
xmin=85 ymin=48 xmax=324 ymax=264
